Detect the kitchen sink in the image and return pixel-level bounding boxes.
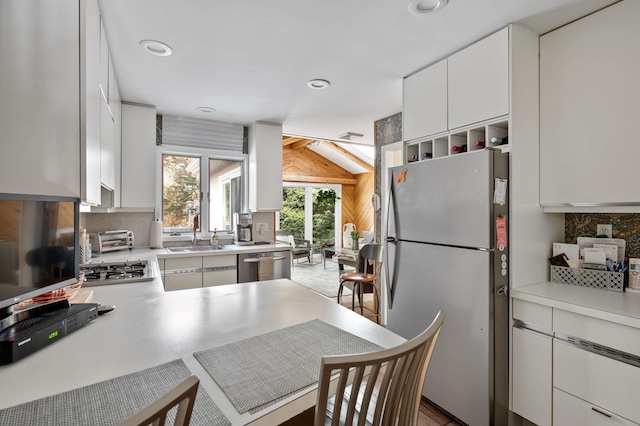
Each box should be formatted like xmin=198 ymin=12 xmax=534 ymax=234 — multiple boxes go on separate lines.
xmin=167 ymin=245 xmax=226 ymax=253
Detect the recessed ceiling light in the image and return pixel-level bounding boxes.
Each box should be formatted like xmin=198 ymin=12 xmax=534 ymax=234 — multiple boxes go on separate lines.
xmin=408 ymin=0 xmax=448 ymax=16
xmin=196 ymin=106 xmax=216 ymax=113
xmin=307 ymin=79 xmax=331 ymax=90
xmin=139 ymin=40 xmax=173 ymax=57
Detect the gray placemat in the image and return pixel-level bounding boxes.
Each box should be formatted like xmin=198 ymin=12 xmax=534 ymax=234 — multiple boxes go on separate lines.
xmin=0 ymin=359 xmax=230 ymax=426
xmin=194 ymin=319 xmax=383 ymax=414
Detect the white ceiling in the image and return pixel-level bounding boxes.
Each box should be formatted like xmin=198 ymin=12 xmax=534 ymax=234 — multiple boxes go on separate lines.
xmin=98 ymin=0 xmax=616 ymax=146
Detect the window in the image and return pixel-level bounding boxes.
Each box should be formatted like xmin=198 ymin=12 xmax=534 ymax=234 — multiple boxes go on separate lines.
xmin=279 ymin=183 xmax=341 ymax=246
xmin=162 ymin=154 xmax=201 ymax=233
xmin=160 ymin=148 xmax=246 ymax=235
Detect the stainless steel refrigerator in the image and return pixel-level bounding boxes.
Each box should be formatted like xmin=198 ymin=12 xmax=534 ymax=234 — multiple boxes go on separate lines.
xmin=385 ymin=149 xmax=509 ymax=426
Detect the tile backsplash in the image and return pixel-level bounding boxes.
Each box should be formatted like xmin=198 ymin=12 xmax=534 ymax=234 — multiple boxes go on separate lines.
xmin=565 ymin=213 xmax=640 ymax=259
xmin=82 ymin=211 xmax=276 ymax=247
xmin=82 ymin=212 xmax=155 ymax=248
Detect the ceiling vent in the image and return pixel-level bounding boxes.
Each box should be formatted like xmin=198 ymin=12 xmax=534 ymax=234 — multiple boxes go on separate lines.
xmin=337 ymin=132 xmax=364 ymax=141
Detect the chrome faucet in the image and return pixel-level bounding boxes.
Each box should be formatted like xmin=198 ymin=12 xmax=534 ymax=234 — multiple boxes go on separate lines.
xmin=192 ymin=214 xmax=199 ymax=245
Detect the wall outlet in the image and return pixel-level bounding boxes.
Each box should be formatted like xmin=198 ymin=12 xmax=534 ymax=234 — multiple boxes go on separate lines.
xmin=597 ymin=224 xmax=612 ymax=238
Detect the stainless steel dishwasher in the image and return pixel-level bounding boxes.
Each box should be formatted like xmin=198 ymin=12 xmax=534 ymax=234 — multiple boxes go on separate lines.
xmin=237 ymin=250 xmax=292 ymax=282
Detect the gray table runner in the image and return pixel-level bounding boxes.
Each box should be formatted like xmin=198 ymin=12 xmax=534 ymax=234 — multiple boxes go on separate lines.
xmin=0 ymin=359 xmax=230 ymax=426
xmin=194 ymin=319 xmax=383 ymax=414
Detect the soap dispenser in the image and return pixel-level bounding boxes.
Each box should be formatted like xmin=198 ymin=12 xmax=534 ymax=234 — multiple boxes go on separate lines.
xmin=210 ymin=228 xmax=219 ymax=249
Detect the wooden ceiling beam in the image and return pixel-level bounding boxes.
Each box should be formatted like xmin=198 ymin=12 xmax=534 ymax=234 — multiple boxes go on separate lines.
xmin=283 ymin=174 xmax=357 ymax=185
xmin=288 ymin=139 xmax=314 ymax=150
xmin=283 ymin=136 xmax=306 ymax=146
xmin=322 ymin=141 xmax=374 ymax=172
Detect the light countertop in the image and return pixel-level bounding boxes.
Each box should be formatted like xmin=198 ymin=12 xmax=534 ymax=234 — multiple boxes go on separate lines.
xmin=0 ymin=275 xmax=403 ymax=425
xmin=512 ymin=281 xmax=640 ymax=329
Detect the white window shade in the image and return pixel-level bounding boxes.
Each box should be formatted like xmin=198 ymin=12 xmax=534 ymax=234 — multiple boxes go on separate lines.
xmin=161 ymin=115 xmax=244 ymax=151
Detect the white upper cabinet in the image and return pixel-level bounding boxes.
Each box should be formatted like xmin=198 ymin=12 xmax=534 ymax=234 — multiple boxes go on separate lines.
xmin=249 ymin=122 xmax=283 ymax=212
xmin=0 ymin=0 xmax=83 ymax=198
xmin=540 ymin=0 xmax=640 ymax=210
xmin=402 ymin=27 xmax=509 ymax=143
xmin=403 ymin=59 xmax=448 ymax=142
xmin=121 ymin=103 xmax=156 ymax=210
xmin=448 ymin=27 xmax=509 ymax=130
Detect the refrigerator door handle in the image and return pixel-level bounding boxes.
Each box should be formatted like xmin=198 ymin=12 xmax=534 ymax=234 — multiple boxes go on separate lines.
xmin=385 ymin=171 xmax=398 ymax=309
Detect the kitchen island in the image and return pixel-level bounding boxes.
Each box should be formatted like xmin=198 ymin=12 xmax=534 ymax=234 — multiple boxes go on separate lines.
xmin=0 ymin=249 xmax=403 ymax=425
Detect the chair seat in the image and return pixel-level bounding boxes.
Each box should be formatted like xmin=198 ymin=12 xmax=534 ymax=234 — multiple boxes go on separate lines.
xmin=340 ymin=272 xmax=375 ymax=283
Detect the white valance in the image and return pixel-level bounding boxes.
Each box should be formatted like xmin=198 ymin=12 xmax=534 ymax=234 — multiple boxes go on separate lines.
xmin=160 ymin=115 xmax=244 ymax=152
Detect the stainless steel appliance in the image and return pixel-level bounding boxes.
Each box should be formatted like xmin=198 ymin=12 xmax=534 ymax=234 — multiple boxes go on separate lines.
xmin=238 ymin=251 xmax=291 ymax=282
xmin=90 ymin=230 xmax=134 ymax=255
xmin=80 ymin=260 xmax=154 ymax=286
xmin=234 ymin=213 xmax=253 ymax=245
xmin=386 ymin=149 xmax=509 ymax=426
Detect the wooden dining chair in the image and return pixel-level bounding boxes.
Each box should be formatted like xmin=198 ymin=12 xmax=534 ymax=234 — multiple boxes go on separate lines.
xmin=338 ymin=244 xmax=384 ymax=323
xmin=118 ymin=375 xmax=199 ymax=426
xmin=314 ymin=311 xmax=445 ymax=426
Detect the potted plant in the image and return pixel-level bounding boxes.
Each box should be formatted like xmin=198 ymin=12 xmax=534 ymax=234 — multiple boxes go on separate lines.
xmin=350 ymin=231 xmax=360 ymax=251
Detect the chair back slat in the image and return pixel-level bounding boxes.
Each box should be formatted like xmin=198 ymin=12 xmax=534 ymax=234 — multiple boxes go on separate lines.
xmin=315 ymin=311 xmax=445 ymax=426
xmin=118 ymin=375 xmax=199 ymax=426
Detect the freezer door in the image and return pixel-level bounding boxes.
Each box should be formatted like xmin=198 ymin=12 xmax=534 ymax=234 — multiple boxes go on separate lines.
xmin=389 ymin=150 xmax=502 ymax=249
xmin=386 ymin=241 xmax=495 ymax=426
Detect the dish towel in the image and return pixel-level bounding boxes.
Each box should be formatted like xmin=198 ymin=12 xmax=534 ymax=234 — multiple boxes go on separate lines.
xmin=257 ymin=257 xmax=275 ymax=281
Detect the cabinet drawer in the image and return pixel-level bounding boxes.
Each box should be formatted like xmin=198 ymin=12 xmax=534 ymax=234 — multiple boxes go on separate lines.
xmin=554 ymin=309 xmax=640 ymax=356
xmin=203 ymin=255 xmax=236 ymax=268
xmin=163 ymin=272 xmax=201 ymax=291
xmin=203 ymin=270 xmax=237 ymax=287
xmin=164 ymin=256 xmax=202 ymax=271
xmin=554 ymin=340 xmax=640 ymax=423
xmin=554 ymin=388 xmax=638 ymax=426
xmin=513 ymin=299 xmax=552 ymax=329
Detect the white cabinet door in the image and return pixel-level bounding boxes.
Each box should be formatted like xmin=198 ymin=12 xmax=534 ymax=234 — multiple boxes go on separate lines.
xmin=162 ymin=256 xmax=202 ymax=291
xmin=202 ymin=255 xmax=237 ymax=287
xmin=249 ymin=122 xmax=283 ymax=211
xmin=448 ymin=27 xmax=509 ymax=130
xmin=0 ymin=0 xmax=82 ymax=198
xmin=403 ymin=59 xmax=447 ymax=141
xmin=100 ymin=92 xmax=115 ymax=190
xmin=121 ymin=104 xmax=157 ymax=209
xmin=540 ymin=0 xmax=640 ymax=207
xmin=81 ymin=0 xmax=102 ymax=204
xmin=512 ymin=327 xmax=552 ymax=426
xmin=111 ymin=76 xmax=121 ymax=208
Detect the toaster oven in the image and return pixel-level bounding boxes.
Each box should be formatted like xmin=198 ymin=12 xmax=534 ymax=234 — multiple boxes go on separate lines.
xmin=90 ymin=230 xmax=134 ymax=254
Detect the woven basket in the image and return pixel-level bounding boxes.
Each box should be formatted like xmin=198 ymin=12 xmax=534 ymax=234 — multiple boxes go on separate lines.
xmin=550 ymin=266 xmax=624 ymax=292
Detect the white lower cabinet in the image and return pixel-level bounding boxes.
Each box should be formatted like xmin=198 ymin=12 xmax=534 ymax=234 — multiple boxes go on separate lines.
xmin=202 ymin=255 xmax=237 ymax=287
xmin=513 ymin=299 xmax=640 ymax=425
xmin=162 ymin=255 xmax=237 ymax=291
xmin=512 ymin=328 xmax=552 ymax=426
xmin=554 ymin=340 xmax=640 ymax=425
xmin=162 ymin=257 xmax=202 ymax=291
xmin=554 ymin=388 xmax=638 ymax=426
xmin=512 ymin=299 xmax=553 ymax=426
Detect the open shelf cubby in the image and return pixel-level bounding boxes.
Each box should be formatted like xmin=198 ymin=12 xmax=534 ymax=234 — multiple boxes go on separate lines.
xmin=405 ymin=118 xmax=509 ymax=163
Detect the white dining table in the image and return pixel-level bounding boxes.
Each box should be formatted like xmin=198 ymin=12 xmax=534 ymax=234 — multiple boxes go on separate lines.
xmin=0 ymin=277 xmax=404 ymax=425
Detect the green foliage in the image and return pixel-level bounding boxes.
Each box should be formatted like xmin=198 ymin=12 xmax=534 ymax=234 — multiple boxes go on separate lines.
xmin=280 ymin=187 xmax=337 ymax=245
xmin=163 ymin=155 xmax=200 ymax=228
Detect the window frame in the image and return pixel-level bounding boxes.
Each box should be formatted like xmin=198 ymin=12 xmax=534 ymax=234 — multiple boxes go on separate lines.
xmin=157 ymin=144 xmax=248 ymax=240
